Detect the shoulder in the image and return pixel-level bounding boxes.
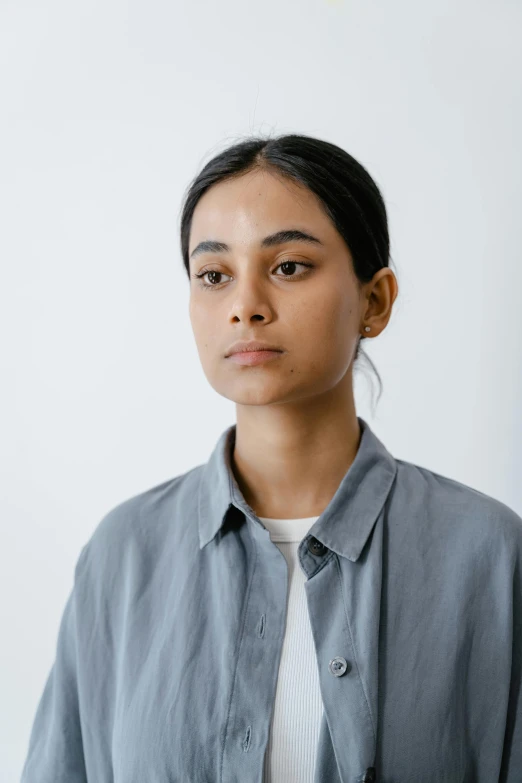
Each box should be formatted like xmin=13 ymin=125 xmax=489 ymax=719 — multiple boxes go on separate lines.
xmin=75 ymin=463 xmax=204 ymax=584
xmin=392 ymin=456 xmax=522 ymax=550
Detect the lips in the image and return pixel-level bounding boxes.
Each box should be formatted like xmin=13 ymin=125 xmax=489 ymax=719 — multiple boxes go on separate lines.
xmin=226 ymin=349 xmax=284 ymax=366
xmin=225 ymin=341 xmax=283 ymax=357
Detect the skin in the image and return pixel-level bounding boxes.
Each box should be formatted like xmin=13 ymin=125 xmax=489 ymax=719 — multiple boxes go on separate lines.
xmin=188 ymin=168 xmax=398 ymax=520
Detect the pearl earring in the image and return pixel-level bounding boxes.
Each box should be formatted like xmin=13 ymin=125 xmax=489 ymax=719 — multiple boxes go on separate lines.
xmin=364 ymin=326 xmax=371 ymax=332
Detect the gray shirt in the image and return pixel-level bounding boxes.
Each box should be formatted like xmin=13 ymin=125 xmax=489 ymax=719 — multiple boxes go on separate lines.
xmin=20 ymin=417 xmax=522 ymax=782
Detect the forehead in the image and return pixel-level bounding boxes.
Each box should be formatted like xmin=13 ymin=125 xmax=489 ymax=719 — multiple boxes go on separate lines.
xmin=188 ymin=169 xmax=334 ymax=249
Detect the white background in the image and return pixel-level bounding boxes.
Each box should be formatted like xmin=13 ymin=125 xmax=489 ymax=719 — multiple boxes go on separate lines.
xmin=1 ymin=0 xmax=521 ymax=779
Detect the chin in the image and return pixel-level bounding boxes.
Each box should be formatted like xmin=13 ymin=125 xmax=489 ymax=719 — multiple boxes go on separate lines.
xmin=220 ymin=383 xmax=293 ymax=407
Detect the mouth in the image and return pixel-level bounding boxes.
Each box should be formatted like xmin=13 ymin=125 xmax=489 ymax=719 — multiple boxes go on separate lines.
xmin=226 ymin=350 xmax=284 ymax=366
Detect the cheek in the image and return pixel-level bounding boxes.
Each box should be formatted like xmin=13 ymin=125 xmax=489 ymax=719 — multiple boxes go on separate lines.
xmin=189 ymin=298 xmax=214 ymax=334
xmin=300 ymin=290 xmax=351 ymax=337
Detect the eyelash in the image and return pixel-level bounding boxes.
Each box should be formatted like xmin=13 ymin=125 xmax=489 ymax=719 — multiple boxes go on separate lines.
xmin=191 ymin=260 xmax=315 ymax=289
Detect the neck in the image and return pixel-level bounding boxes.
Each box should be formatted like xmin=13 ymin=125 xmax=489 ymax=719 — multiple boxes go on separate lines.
xmin=230 ymin=373 xmax=362 ymax=520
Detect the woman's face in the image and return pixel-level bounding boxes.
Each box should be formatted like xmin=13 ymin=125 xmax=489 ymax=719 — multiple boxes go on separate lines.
xmin=188 ymin=168 xmax=369 ymax=407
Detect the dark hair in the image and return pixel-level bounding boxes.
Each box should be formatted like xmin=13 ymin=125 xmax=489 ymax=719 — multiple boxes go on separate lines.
xmin=179 ymin=132 xmax=398 ymax=410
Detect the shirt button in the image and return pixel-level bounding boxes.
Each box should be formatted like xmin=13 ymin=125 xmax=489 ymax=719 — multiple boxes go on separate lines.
xmin=328 ymin=656 xmax=349 ymax=676
xmin=307 ymin=536 xmax=327 ymax=556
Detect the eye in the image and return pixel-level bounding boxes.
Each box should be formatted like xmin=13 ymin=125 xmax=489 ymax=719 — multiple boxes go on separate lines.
xmin=273 ymin=260 xmax=314 ymax=278
xmin=193 ymin=269 xmax=233 ymax=288
xmin=192 ymin=260 xmax=314 ymax=289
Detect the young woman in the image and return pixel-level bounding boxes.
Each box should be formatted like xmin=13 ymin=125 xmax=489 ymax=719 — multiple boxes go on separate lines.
xmin=21 ymin=134 xmax=522 ymax=783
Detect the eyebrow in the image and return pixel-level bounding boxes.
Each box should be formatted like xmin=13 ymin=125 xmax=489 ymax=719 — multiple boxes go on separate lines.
xmin=189 ymin=228 xmax=324 ymax=261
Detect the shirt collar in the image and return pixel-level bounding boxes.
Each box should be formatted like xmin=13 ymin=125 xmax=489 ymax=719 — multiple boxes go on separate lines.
xmin=197 ymin=416 xmax=398 ymax=562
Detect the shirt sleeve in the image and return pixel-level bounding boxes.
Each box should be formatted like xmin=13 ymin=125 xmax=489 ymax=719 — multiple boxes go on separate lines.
xmin=20 ymin=546 xmax=89 ymax=783
xmin=499 ymin=525 xmax=522 ymax=781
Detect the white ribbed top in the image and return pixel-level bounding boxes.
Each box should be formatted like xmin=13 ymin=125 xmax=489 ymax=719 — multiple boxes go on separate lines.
xmin=259 ymin=515 xmax=324 ymax=783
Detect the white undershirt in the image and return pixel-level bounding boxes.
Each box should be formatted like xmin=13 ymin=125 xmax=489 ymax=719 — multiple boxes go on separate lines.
xmin=259 ymin=515 xmax=323 ymax=783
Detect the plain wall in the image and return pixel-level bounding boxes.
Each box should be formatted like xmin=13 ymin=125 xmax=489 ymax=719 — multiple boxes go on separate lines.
xmin=1 ymin=0 xmax=521 ymax=779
